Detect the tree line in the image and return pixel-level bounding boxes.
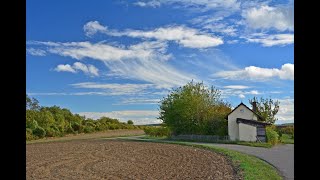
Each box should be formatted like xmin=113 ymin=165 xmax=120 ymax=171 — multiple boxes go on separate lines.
xmin=26 ymin=94 xmax=139 ymax=140
xmin=27 ymin=81 xmax=283 ymax=140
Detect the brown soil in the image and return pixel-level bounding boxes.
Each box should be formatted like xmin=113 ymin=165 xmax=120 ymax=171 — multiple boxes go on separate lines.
xmin=27 ymin=139 xmax=236 ymax=179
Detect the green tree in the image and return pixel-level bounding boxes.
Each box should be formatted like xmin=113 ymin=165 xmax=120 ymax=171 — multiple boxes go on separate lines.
xmin=249 ymin=97 xmax=280 ymax=124
xmin=159 ymin=81 xmax=231 ymax=135
xmin=36 ymin=109 xmax=55 ymax=129
xmin=26 ymin=94 xmax=40 ymax=110
xmin=127 ymin=120 xmax=134 ymax=125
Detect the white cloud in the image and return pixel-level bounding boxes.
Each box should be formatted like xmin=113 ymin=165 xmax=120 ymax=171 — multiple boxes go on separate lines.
xmin=203 ymin=22 xmax=237 ymax=36
xmin=78 ymin=110 xmax=161 ymax=125
xmin=224 ymin=85 xmax=250 ymax=89
xmin=28 ymin=91 xmax=144 ymax=96
xmin=270 ymin=91 xmax=282 ymax=94
xmin=54 ymin=62 xmax=99 ymax=77
xmin=87 ymin=65 xmax=99 ymax=77
xmin=242 ymin=5 xmax=294 ymax=31
xmin=54 ymin=64 xmax=76 ymax=73
xmin=71 ymin=82 xmax=155 ymax=95
xmin=28 ymin=92 xmax=68 ymax=96
xmin=189 ymin=7 xmax=240 ymax=37
xmin=133 ymin=0 xmax=240 ymax=11
xmin=249 ymin=90 xmax=259 ymax=95
xmin=28 ymin=90 xmax=165 ymax=97
xmin=275 ymin=98 xmax=294 ymax=121
xmin=133 ymin=0 xmax=161 ymax=8
xmin=115 ymin=98 xmax=160 ymax=105
xmin=244 ymin=33 xmax=294 ymax=47
xmin=221 ymin=89 xmax=261 ymax=98
xmin=214 ymin=63 xmax=294 ymax=81
xmin=46 ymin=41 xmax=167 ymax=61
xmin=28 ymin=40 xmax=195 ymax=89
xmin=26 ymin=48 xmax=46 ymax=56
xmin=83 ymin=21 xmax=223 ymax=48
xmin=238 ymin=94 xmax=245 ymax=99
xmin=73 ymin=62 xmax=99 ymax=76
xmin=83 ymin=21 xmax=108 ymax=37
xmin=227 ymin=40 xmax=239 ymax=44
xmin=70 ymin=82 xmax=164 ymax=95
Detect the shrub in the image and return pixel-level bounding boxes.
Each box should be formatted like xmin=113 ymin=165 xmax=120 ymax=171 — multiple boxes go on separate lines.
xmin=26 ymin=128 xmax=34 ymax=141
xmin=84 ymin=126 xmax=95 ymax=133
xmin=33 ymin=127 xmax=46 ymax=138
xmin=26 ymin=119 xmax=38 ymax=130
xmin=65 ymin=123 xmax=74 ymax=134
xmin=144 ymin=127 xmax=171 ymax=137
xmin=108 ymin=124 xmax=120 ymax=130
xmin=266 ymin=126 xmax=279 ymax=145
xmin=281 ymin=126 xmax=294 ymax=138
xmin=71 ymin=122 xmax=82 ymax=132
xmin=95 ymin=124 xmax=106 ymax=131
xmin=45 ymin=127 xmax=61 ymax=137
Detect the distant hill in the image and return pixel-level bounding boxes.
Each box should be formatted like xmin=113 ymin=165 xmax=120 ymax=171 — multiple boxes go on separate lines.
xmin=276 ymin=123 xmax=294 ymax=127
xmin=140 ymin=123 xmax=162 ymax=126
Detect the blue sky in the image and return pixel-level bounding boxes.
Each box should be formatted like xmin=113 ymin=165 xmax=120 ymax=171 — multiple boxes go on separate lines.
xmin=27 ymin=0 xmax=294 ymax=125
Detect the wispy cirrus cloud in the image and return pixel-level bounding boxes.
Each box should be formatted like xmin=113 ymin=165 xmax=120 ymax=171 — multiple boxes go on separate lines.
xmin=133 ymin=0 xmax=240 ymax=11
xmin=214 ymin=63 xmax=294 ymax=81
xmin=114 ymin=98 xmax=160 ymax=105
xmin=29 ymin=40 xmax=170 ymax=62
xmin=27 ymin=40 xmax=195 ymax=89
xmin=242 ymin=33 xmax=294 ymax=47
xmin=28 ymin=91 xmax=145 ymax=96
xmin=54 ymin=62 xmax=99 ymax=77
xmin=26 ymin=48 xmax=46 ymax=56
xmin=83 ymin=21 xmax=223 ymax=48
xmin=71 ymin=82 xmax=156 ymax=95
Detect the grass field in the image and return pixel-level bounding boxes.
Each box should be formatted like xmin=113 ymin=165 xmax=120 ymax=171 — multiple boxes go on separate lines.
xmin=280 ymin=134 xmax=294 ymax=144
xmin=26 ymin=129 xmax=144 ymax=144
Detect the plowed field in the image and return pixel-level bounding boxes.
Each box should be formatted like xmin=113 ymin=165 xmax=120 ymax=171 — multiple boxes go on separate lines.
xmin=27 ymin=140 xmax=237 ymax=179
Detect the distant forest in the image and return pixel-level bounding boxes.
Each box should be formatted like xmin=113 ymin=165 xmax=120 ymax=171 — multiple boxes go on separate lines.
xmin=26 ymin=94 xmax=141 ymax=140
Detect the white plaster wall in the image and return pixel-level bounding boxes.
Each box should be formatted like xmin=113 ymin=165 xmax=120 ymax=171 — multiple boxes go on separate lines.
xmin=239 ymin=123 xmax=257 ymax=142
xmin=228 ymin=104 xmax=257 ymax=141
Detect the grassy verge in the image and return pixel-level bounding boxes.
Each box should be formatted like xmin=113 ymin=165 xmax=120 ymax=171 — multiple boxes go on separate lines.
xmin=237 ymin=142 xmax=272 ymax=148
xmin=119 ymin=138 xmax=282 ymax=180
xmin=280 ymin=134 xmax=294 ymax=144
xmin=141 ymin=135 xmax=272 ymax=148
xmin=26 ymin=130 xmax=144 ymax=144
